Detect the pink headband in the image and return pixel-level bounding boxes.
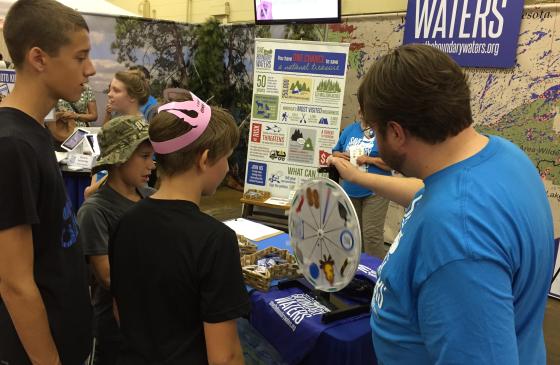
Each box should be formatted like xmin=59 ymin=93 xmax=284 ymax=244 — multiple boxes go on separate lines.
xmin=150 ymin=92 xmax=212 ymax=154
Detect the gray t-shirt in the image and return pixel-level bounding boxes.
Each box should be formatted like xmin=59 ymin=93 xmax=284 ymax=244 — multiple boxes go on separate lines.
xmin=77 ymin=183 xmax=154 ymax=338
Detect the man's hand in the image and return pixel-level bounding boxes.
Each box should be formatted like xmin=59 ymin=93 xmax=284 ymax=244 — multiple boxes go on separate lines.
xmin=332 ymin=151 xmax=350 ymax=161
xmin=327 ymin=156 xmax=362 ymax=183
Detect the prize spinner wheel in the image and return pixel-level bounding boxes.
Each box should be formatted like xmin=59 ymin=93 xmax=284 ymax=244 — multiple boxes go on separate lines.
xmin=289 ymin=177 xmax=361 ymax=292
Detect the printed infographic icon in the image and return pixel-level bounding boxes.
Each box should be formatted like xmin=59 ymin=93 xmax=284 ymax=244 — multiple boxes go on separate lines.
xmin=289 ymin=177 xmax=361 ymax=292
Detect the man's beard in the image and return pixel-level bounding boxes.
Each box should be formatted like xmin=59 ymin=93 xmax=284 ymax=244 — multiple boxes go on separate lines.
xmin=379 ymin=146 xmax=406 ymax=176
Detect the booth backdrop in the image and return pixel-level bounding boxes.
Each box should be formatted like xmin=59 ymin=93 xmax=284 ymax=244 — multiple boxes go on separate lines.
xmin=1 ymin=4 xmax=559 ymax=264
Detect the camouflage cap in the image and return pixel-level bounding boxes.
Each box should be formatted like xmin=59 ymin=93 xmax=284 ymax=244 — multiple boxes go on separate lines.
xmin=92 ymin=115 xmax=150 ymax=173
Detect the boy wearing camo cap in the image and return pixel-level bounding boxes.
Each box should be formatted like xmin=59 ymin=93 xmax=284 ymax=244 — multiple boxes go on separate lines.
xmin=77 ymin=115 xmax=155 ymax=365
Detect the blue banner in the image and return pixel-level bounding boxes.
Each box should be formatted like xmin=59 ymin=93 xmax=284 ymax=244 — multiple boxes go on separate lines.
xmin=0 ymin=70 xmax=15 ymax=83
xmin=355 ymin=253 xmax=382 ymax=283
xmin=273 ymin=49 xmax=347 ymax=76
xmin=249 ymin=254 xmax=381 ymax=364
xmin=403 ymin=0 xmax=524 ymax=68
xmin=0 ymin=69 xmax=16 ymax=101
xmin=247 ymin=161 xmax=268 ymax=186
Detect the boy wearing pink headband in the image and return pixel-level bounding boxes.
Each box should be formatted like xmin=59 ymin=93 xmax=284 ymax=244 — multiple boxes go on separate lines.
xmin=109 ymin=92 xmax=249 ymax=364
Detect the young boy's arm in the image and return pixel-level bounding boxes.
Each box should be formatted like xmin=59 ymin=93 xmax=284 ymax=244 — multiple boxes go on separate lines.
xmin=204 ymin=320 xmax=244 ymax=365
xmin=199 ymin=227 xmax=250 ymax=365
xmin=0 ymin=225 xmax=61 ymax=365
xmin=77 ymin=199 xmax=111 ymax=289
xmin=89 ymin=255 xmax=110 ymax=289
xmin=84 ymin=173 xmax=107 ymax=200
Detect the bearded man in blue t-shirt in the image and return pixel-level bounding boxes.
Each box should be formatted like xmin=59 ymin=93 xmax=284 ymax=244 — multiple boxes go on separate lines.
xmin=329 ymin=44 xmax=554 ymax=365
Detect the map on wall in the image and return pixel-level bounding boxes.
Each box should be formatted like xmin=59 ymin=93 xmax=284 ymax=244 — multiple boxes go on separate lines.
xmin=324 ymin=6 xmax=560 ymax=242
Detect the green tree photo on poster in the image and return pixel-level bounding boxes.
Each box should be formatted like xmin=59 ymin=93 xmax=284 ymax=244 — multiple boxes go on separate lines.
xmin=290 ymin=80 xmax=310 ymax=92
xmin=317 ymin=80 xmax=341 ymax=93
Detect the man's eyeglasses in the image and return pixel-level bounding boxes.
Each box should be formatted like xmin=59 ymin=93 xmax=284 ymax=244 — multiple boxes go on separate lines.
xmin=362 ymin=126 xmax=375 ymax=138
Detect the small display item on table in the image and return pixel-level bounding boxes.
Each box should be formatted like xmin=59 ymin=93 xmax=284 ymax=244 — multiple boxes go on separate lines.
xmin=242 ymin=189 xmax=272 ymax=202
xmin=256 ymin=254 xmax=287 ymax=270
xmin=237 ymin=234 xmax=258 ymax=257
xmin=241 ymin=246 xmax=300 ymax=291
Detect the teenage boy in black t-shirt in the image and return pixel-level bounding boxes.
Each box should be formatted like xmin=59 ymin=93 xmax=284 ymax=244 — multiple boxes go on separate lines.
xmin=110 ymin=93 xmax=250 ymax=364
xmin=0 ymin=1 xmax=96 ymax=364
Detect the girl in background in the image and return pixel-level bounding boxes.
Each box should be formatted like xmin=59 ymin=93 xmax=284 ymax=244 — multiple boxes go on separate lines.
xmin=332 ymin=85 xmax=392 ymax=259
xmin=103 ymin=70 xmax=149 ymax=124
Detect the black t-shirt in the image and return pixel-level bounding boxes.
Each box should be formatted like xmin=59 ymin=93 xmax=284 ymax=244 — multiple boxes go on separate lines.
xmin=0 ymin=108 xmax=92 ymax=364
xmin=109 ymin=198 xmax=250 ymax=364
xmin=78 ymin=184 xmax=154 ymax=340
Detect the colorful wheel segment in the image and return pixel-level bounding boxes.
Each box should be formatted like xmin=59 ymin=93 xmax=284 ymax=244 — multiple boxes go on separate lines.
xmin=289 ymin=177 xmax=362 ymax=292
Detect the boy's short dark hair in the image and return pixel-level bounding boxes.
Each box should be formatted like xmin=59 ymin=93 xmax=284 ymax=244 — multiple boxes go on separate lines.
xmin=149 ymin=94 xmax=239 ymax=177
xmin=3 ymin=0 xmax=89 ymax=69
xmin=360 ymin=44 xmax=473 ymax=144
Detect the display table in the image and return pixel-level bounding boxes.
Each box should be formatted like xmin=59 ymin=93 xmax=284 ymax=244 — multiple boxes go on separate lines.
xmin=248 ymin=233 xmax=380 ymax=365
xmin=240 ymin=197 xmax=290 ymax=232
xmin=56 ymin=126 xmax=100 ymax=213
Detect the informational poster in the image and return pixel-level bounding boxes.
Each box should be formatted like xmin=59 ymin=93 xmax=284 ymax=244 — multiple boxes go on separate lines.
xmin=0 ymin=70 xmax=16 ymax=102
xmin=245 ymin=39 xmax=350 ymax=199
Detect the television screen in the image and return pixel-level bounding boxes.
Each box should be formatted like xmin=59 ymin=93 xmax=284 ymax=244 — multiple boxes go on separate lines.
xmin=254 ymin=0 xmax=340 ymax=25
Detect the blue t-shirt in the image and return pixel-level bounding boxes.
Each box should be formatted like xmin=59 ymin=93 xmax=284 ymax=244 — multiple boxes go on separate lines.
xmin=332 ymin=122 xmax=391 ymax=198
xmin=140 ymin=95 xmax=158 ymax=120
xmin=370 ymin=135 xmax=554 ymax=365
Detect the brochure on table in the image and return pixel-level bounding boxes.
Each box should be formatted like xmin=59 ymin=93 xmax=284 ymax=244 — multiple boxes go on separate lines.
xmin=551 ymin=239 xmax=560 ymax=299
xmin=224 ymin=218 xmax=283 ymax=241
xmin=244 ymin=38 xmax=350 ymax=204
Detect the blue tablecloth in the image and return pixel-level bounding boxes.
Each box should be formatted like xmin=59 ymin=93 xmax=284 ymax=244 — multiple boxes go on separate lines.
xmin=62 ymin=170 xmax=90 ymax=214
xmin=249 ymin=233 xmax=380 ymax=365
